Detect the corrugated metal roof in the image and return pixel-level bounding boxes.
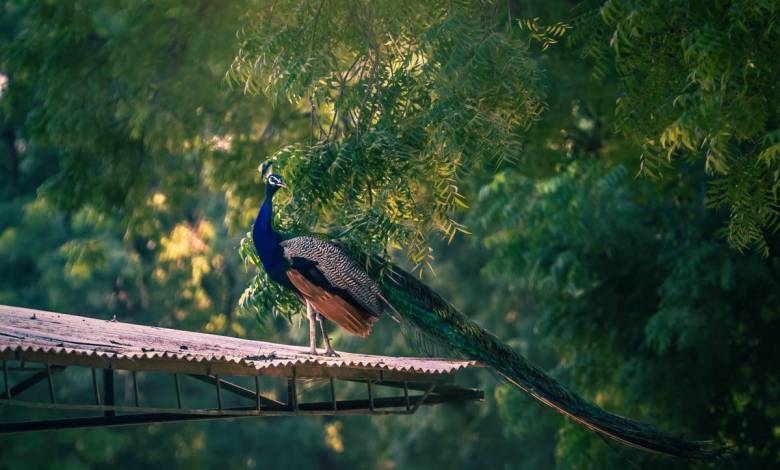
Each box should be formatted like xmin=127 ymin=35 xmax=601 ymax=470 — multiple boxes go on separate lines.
xmin=0 ymin=305 xmax=476 ymax=379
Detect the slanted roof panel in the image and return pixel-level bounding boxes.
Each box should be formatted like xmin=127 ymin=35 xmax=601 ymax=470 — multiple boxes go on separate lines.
xmin=0 ymin=305 xmax=477 ymax=378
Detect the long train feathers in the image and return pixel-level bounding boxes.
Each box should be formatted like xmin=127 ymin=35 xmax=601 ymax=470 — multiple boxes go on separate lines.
xmin=365 ymin=255 xmax=725 ymax=460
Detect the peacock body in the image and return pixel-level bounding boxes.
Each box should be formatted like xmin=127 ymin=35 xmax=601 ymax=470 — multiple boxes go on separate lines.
xmin=281 ymin=235 xmax=383 ymax=336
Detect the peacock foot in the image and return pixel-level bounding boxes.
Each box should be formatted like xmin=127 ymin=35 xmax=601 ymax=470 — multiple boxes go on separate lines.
xmin=324 ymin=348 xmax=340 ymax=357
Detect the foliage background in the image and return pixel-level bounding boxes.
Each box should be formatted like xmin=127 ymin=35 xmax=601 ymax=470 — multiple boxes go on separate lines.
xmin=1 ymin=0 xmax=778 ymax=469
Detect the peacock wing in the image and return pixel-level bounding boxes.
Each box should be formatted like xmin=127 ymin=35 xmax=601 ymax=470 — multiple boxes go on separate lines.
xmin=281 ymin=236 xmax=381 ymax=336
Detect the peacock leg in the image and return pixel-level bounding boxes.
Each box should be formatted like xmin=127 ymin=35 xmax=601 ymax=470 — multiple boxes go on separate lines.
xmin=306 ymin=300 xmax=318 ymax=355
xmin=317 ymin=313 xmax=339 ymax=357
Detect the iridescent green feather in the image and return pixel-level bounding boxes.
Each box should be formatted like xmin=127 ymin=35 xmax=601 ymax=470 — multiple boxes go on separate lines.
xmin=373 ymin=259 xmax=725 ymax=461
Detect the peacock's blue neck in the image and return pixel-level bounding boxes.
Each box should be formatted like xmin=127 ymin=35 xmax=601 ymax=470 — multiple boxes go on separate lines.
xmin=252 ymin=187 xmax=287 ymax=279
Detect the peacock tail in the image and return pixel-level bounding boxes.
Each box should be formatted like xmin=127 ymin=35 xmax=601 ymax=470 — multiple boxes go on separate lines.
xmin=371 ymin=257 xmax=725 ymax=461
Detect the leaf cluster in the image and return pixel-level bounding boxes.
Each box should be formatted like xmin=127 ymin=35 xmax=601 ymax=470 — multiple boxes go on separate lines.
xmin=228 ymin=0 xmax=544 ymax=268
xmin=572 ymin=0 xmax=780 ymax=254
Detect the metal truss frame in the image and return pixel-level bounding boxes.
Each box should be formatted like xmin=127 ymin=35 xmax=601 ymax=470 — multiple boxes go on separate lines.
xmin=0 ymin=359 xmax=483 ymax=434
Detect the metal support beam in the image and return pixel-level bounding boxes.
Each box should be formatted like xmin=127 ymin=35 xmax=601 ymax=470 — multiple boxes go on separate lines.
xmin=132 ymin=371 xmax=139 ymax=406
xmin=3 ymin=360 xmax=8 ymax=399
xmin=46 ymin=364 xmax=55 ymax=404
xmin=0 ymin=388 xmax=484 ymax=434
xmin=367 ymin=380 xmax=374 ymax=412
xmin=215 ymin=375 xmax=223 ymax=410
xmin=329 ymin=377 xmax=337 ymax=411
xmin=0 ymin=359 xmax=483 ymax=435
xmin=0 ymin=366 xmax=65 ymax=400
xmin=91 ymin=368 xmax=100 ymax=405
xmin=288 ymin=368 xmax=298 ymax=413
xmin=174 ymin=374 xmax=182 ymax=409
xmin=254 ymin=376 xmax=261 ymax=412
xmin=0 ymin=412 xmax=250 ymax=434
xmin=187 ymin=374 xmax=284 ymax=408
xmin=103 ymin=369 xmax=114 ymax=418
xmin=411 ymin=384 xmax=436 ymax=413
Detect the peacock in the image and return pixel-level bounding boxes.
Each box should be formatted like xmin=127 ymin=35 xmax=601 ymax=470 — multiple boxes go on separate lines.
xmin=251 ymin=162 xmax=723 ymax=460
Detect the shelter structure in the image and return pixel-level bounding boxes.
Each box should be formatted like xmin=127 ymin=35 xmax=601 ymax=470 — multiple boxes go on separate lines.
xmin=0 ymin=305 xmax=483 ymax=433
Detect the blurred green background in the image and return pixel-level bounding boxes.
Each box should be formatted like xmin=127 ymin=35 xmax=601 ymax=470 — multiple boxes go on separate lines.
xmin=1 ymin=1 xmax=779 ymax=468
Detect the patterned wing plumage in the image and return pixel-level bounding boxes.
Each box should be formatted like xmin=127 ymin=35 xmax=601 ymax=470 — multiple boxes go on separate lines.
xmin=281 ymin=236 xmax=382 ymax=336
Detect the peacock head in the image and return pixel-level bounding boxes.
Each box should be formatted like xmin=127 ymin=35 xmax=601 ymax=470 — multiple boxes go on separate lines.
xmin=260 ymin=160 xmax=287 ymax=195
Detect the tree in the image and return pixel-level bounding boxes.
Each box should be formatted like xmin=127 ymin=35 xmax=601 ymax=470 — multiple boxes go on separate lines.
xmin=2 ymin=0 xmax=779 ymax=468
